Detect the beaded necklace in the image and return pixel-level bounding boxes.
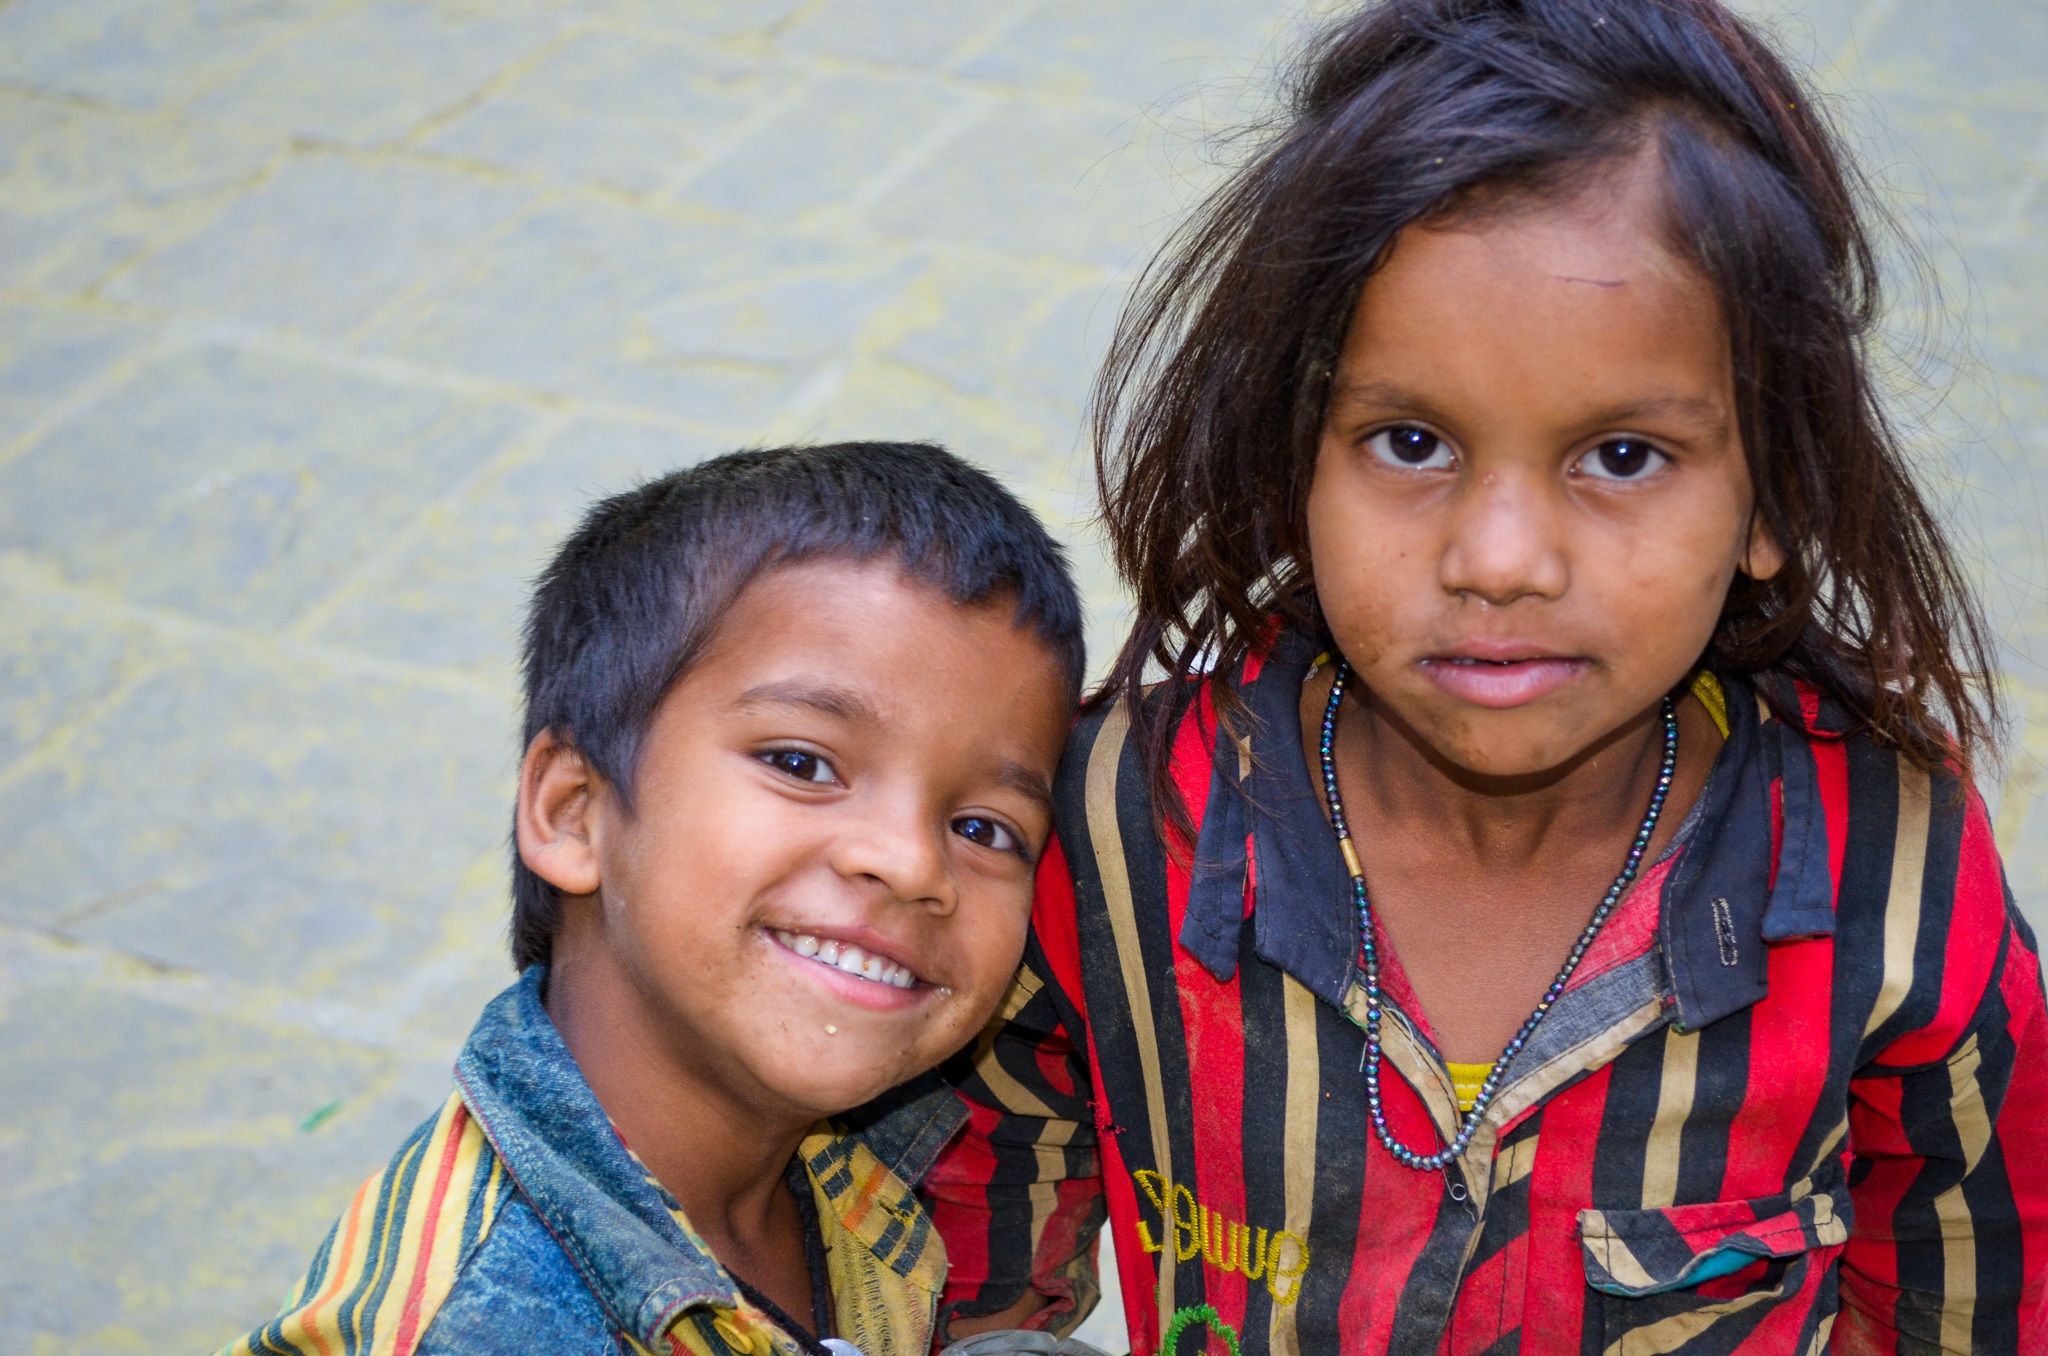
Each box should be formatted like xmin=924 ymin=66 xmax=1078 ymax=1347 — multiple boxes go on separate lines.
xmin=1317 ymin=661 xmax=1678 ymax=1172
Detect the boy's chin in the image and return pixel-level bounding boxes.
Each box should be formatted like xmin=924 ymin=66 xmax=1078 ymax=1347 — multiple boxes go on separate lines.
xmin=750 ymin=1034 xmax=935 ymax=1123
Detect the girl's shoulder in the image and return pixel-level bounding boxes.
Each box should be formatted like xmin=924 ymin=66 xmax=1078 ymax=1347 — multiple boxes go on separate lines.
xmin=1756 ymin=675 xmax=2032 ymax=1058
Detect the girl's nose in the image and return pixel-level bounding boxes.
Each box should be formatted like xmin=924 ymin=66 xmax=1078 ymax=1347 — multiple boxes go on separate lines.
xmin=1437 ymin=469 xmax=1571 ymax=607
xmin=827 ymin=797 xmax=958 ymax=915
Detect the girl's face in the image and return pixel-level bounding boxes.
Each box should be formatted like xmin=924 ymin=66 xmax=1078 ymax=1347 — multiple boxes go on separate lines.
xmin=1308 ymin=169 xmax=1782 ymax=780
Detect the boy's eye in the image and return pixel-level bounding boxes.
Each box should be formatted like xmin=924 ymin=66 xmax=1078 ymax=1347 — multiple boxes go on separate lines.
xmin=1366 ymin=425 xmax=1455 ymax=470
xmin=760 ymin=749 xmax=838 ymax=785
xmin=1575 ymin=438 xmax=1668 ymax=481
xmin=952 ymin=814 xmax=1023 ymax=855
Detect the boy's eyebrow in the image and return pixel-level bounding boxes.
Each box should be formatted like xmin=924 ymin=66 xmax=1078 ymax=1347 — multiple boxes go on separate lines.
xmin=994 ymin=759 xmax=1056 ymax=815
xmin=732 ymin=680 xmax=881 ymax=723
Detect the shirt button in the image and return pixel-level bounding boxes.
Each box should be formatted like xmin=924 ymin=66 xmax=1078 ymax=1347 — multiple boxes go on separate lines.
xmin=712 ymin=1313 xmax=758 ymax=1354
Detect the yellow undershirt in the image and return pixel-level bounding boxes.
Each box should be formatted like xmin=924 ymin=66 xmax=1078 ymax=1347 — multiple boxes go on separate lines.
xmin=1439 ymin=673 xmax=1729 ymax=1112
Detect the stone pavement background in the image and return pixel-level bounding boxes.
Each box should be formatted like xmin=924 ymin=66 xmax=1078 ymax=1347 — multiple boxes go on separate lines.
xmin=0 ymin=1 xmax=2042 ymax=1351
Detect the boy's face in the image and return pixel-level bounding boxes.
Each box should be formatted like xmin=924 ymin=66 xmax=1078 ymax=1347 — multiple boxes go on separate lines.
xmin=1307 ymin=161 xmax=1781 ymax=779
xmin=531 ymin=559 xmax=1070 ymax=1124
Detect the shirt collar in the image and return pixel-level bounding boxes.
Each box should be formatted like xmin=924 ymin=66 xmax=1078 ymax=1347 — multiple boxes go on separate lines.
xmin=1179 ymin=627 xmax=1835 ymax=1030
xmin=452 ymin=967 xmax=949 ymax=1353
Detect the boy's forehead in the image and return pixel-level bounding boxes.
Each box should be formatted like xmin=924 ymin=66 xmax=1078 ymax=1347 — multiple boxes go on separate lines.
xmin=680 ymin=558 xmax=1068 ymax=738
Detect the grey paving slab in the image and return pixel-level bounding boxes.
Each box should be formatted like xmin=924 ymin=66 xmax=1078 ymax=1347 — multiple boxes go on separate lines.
xmin=868 ymin=100 xmax=1220 ymax=270
xmin=885 ymin=254 xmax=1127 ymax=418
xmin=0 ymin=565 xmax=164 ymax=769
xmin=0 ymin=343 xmax=531 ymax=628
xmin=0 ymin=91 xmax=285 ymax=291
xmin=0 ymin=945 xmax=459 ymax=1352
xmin=0 ymin=637 xmax=514 ymax=1020
xmin=423 ymin=90 xmax=707 ymax=199
xmin=0 ymin=298 xmax=157 ymax=443
xmin=1857 ymin=0 xmax=2048 ymax=112
xmin=107 ymin=155 xmax=535 ymax=335
xmin=365 ymin=200 xmax=915 ymax=422
xmin=308 ymin=417 xmax=724 ymax=681
xmin=955 ymin=0 xmax=1297 ymax=107
xmin=782 ymin=0 xmax=1018 ymax=68
xmin=0 ymin=0 xmax=336 ymax=110
xmin=551 ymin=0 xmax=810 ymax=42
xmin=680 ymin=70 xmax=972 ymax=223
xmin=477 ymin=26 xmax=776 ymax=130
xmin=188 ymin=2 xmax=568 ymax=147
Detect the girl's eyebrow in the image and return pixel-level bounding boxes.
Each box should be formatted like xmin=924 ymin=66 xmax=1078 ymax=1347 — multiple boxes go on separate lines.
xmin=1578 ymin=394 xmax=1730 ymax=430
xmin=1332 ymin=377 xmax=1727 ymax=431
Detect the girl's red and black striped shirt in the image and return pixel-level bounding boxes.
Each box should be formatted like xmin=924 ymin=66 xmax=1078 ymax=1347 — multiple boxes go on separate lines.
xmin=927 ymin=626 xmax=2048 ymax=1355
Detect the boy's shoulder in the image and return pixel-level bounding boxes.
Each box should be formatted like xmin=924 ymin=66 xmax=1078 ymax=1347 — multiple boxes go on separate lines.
xmin=216 ymin=1091 xmax=592 ymax=1356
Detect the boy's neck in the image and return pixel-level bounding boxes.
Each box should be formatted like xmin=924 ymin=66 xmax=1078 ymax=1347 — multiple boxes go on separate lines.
xmin=542 ymin=917 xmax=816 ymax=1304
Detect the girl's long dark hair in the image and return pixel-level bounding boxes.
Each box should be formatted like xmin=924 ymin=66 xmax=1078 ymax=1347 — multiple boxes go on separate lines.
xmin=1095 ymin=0 xmax=2002 ymax=838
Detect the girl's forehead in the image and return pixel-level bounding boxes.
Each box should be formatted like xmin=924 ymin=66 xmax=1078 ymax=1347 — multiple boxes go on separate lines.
xmin=1394 ymin=156 xmax=1704 ymax=301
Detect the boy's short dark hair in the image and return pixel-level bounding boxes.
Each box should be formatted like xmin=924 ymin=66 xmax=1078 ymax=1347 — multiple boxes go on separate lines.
xmin=511 ymin=441 xmax=1085 ymax=970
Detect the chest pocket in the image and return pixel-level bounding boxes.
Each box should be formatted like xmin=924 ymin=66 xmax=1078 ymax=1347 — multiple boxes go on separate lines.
xmin=1577 ymin=1169 xmax=1849 ymax=1352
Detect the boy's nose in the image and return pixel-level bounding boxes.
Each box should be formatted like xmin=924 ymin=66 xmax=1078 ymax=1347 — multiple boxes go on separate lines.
xmin=1436 ymin=470 xmax=1570 ymax=607
xmin=827 ymin=801 xmax=958 ymax=914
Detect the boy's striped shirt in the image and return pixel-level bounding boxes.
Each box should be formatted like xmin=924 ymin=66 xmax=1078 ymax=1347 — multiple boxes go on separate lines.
xmin=218 ymin=968 xmax=957 ymax=1356
xmin=228 ymin=1095 xmax=507 ymax=1356
xmin=928 ymin=628 xmax=2048 ymax=1354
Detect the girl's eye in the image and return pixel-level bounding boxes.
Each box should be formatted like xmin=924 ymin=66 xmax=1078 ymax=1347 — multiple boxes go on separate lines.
xmin=1575 ymin=439 xmax=1668 ymax=481
xmin=1366 ymin=425 xmax=1455 ymax=470
xmin=952 ymin=814 xmax=1023 ymax=856
xmin=760 ymin=749 xmax=838 ymax=785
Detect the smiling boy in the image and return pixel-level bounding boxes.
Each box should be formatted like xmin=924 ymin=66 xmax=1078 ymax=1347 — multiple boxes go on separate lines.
xmin=221 ymin=443 xmax=1081 ymax=1356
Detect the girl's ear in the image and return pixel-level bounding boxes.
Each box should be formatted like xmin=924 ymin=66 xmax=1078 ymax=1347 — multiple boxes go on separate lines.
xmin=516 ymin=729 xmax=605 ymax=899
xmin=1740 ymin=513 xmax=1786 ymax=582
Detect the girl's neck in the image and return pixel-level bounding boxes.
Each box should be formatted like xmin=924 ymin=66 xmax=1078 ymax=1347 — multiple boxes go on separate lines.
xmin=1316 ymin=673 xmax=1710 ymax=872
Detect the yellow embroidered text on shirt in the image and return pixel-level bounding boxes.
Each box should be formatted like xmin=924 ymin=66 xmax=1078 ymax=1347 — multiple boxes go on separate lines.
xmin=1130 ymin=1169 xmax=1310 ymax=1305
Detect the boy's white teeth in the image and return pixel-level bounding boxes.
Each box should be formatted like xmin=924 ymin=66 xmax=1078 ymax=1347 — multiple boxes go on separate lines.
xmin=772 ymin=930 xmax=917 ymax=989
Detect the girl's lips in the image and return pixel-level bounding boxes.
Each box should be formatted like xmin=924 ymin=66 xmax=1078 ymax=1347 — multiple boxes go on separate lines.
xmin=1418 ymin=656 xmax=1587 ymax=708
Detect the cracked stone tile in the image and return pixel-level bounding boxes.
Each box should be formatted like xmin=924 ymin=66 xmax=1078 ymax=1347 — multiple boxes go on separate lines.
xmin=482 ymin=26 xmax=776 ymax=128
xmin=681 ymin=71 xmax=972 ymax=223
xmin=0 ymin=960 xmax=468 ymax=1352
xmin=189 ymin=2 xmax=569 ymax=146
xmin=885 ymin=256 xmax=1127 ymax=418
xmin=107 ymin=154 xmax=535 ymax=336
xmin=0 ymin=568 xmax=163 ymax=772
xmin=1857 ymin=0 xmax=2048 ymax=113
xmin=420 ymin=29 xmax=775 ymax=196
xmin=0 ymin=299 xmax=158 ymax=444
xmin=866 ymin=100 xmax=1223 ymax=270
xmin=309 ymin=417 xmax=724 ymax=680
xmin=1861 ymin=95 xmax=2048 ymax=230
xmin=0 ymin=92 xmax=287 ymax=291
xmin=0 ymin=0 xmax=337 ymax=111
xmin=0 ymin=639 xmax=516 ymax=1011
xmin=366 ymin=199 xmax=912 ymax=424
xmin=421 ymin=95 xmax=703 ymax=199
xmin=781 ymin=0 xmax=1015 ymax=69
xmin=550 ymin=0 xmax=809 ymax=41
xmin=0 ymin=343 xmax=531 ymax=629
xmin=954 ymin=0 xmax=1294 ymax=109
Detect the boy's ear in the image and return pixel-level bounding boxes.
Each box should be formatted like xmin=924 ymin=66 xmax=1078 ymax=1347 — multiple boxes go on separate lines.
xmin=516 ymin=730 xmax=605 ymax=899
xmin=1740 ymin=512 xmax=1786 ymax=582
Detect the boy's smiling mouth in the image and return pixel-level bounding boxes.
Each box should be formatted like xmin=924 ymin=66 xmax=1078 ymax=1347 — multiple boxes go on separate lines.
xmin=770 ymin=927 xmax=921 ymax=990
